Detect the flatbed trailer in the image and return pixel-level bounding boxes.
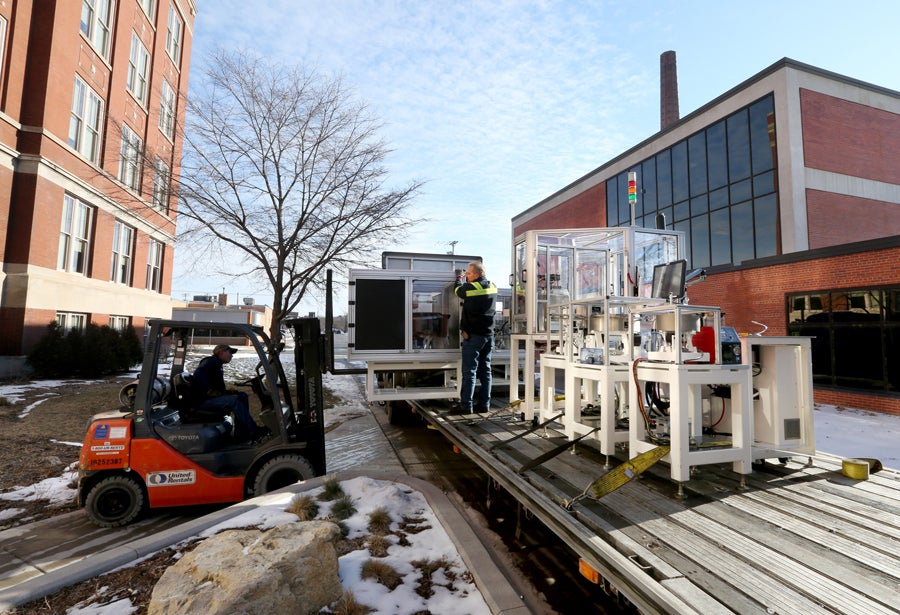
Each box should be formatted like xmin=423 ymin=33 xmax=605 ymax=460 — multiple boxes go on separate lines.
xmin=342 ymin=242 xmax=900 ymax=613
xmin=409 ymin=399 xmax=900 ymax=615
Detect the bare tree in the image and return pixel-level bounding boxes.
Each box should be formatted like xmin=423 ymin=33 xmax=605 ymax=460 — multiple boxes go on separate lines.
xmin=175 ymin=50 xmax=423 ymax=342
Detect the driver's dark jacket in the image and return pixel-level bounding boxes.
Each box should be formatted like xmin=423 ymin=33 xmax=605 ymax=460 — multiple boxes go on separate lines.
xmin=191 ymin=355 xmax=227 ymax=403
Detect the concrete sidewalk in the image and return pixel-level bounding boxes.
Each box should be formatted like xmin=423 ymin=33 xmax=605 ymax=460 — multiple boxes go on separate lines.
xmin=0 ymin=408 xmax=532 ymax=614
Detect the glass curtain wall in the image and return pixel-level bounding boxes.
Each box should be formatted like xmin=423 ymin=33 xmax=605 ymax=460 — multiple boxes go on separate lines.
xmin=607 ymin=94 xmax=778 ymax=270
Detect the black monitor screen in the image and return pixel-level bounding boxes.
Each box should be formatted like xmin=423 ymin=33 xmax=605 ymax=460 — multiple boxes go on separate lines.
xmin=651 ymin=259 xmax=687 ymax=300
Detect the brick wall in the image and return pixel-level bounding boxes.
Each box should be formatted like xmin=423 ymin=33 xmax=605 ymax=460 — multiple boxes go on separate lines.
xmin=688 ymin=245 xmax=900 ymax=415
xmin=515 ymin=183 xmax=607 ymax=235
xmin=801 ymin=88 xmax=900 ymax=185
xmin=806 ymin=189 xmax=900 ymax=249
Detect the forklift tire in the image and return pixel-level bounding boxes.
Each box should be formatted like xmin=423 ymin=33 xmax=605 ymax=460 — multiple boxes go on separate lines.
xmin=253 ymin=454 xmax=315 ymax=496
xmin=84 ymin=475 xmax=146 ymax=527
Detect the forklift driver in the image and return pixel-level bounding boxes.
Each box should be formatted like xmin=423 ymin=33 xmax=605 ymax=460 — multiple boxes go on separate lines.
xmin=192 ymin=344 xmax=265 ymax=442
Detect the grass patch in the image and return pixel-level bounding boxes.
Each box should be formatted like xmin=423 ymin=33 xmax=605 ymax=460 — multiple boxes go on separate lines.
xmin=319 ymin=476 xmax=345 ymax=501
xmin=367 ymin=507 xmax=392 ymax=535
xmin=331 ymin=494 xmax=357 ymax=521
xmin=285 ymin=494 xmax=318 ymax=521
xmin=329 ymin=589 xmax=374 ymax=615
xmin=361 ymin=559 xmax=404 ymax=590
xmin=366 ymin=534 xmax=391 ymax=558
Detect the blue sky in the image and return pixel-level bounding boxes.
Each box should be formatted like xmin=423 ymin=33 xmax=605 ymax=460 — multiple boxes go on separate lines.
xmin=173 ymin=0 xmax=900 ymax=313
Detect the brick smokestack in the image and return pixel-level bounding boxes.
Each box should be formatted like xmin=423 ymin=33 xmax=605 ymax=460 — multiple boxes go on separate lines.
xmin=660 ymin=50 xmax=679 ymax=130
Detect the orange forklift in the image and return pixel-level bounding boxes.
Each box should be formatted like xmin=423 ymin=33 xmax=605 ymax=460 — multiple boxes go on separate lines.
xmin=77 ymin=317 xmax=327 ymax=527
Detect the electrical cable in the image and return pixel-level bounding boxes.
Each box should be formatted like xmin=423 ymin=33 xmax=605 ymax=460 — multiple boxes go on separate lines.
xmin=632 ymin=357 xmax=664 ymax=444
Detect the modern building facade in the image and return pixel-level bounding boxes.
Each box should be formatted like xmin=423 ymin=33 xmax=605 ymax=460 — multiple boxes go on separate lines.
xmin=513 ymin=58 xmax=900 ymax=414
xmin=0 ymin=0 xmax=196 ymax=375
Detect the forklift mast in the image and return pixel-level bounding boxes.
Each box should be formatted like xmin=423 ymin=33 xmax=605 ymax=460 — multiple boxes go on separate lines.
xmin=288 ymin=317 xmax=327 ymax=475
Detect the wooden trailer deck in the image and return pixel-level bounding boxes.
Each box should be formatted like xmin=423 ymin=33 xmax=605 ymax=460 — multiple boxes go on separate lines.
xmin=411 ymin=401 xmax=900 ymax=614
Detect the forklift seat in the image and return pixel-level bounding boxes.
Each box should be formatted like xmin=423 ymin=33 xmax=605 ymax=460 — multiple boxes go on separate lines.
xmin=170 ymin=372 xmax=229 ymax=424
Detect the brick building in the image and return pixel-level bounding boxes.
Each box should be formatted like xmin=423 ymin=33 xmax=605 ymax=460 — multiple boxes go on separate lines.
xmin=0 ymin=0 xmax=196 ymax=376
xmin=513 ymin=58 xmax=900 ymax=414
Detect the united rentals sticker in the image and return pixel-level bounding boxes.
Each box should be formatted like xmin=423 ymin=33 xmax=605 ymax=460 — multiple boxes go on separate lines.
xmin=146 ymin=470 xmax=197 ymax=486
xmin=90 ymin=444 xmax=126 ymax=454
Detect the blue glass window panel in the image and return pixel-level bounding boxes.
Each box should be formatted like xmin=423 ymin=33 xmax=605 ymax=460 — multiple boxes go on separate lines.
xmin=691 ymin=214 xmax=710 ymax=268
xmin=642 ymin=158 xmax=657 ymax=212
xmin=750 ymin=96 xmax=776 ymax=173
xmin=730 ymin=178 xmax=752 ymax=203
xmin=731 ymin=201 xmax=754 ymax=263
xmin=710 ymin=208 xmax=731 ymax=265
xmin=690 ymin=194 xmax=708 ymax=217
xmin=672 ymin=141 xmax=689 ymax=203
xmin=753 ymin=170 xmax=776 ymax=196
xmin=727 ymin=109 xmax=751 ymax=182
xmin=709 ymin=186 xmax=729 ymax=211
xmin=755 ymin=193 xmax=778 ymax=258
xmin=688 ymin=132 xmax=707 ymax=197
xmin=706 ymin=121 xmax=727 ymax=190
xmin=656 ymin=150 xmax=672 ymax=208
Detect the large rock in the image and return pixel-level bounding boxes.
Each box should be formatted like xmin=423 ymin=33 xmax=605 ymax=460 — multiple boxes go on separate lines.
xmin=148 ymin=520 xmax=343 ymax=615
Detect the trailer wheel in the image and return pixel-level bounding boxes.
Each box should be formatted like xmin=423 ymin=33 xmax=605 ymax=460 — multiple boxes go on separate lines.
xmin=84 ymin=475 xmax=145 ymax=527
xmin=253 ymin=454 xmax=315 ymax=495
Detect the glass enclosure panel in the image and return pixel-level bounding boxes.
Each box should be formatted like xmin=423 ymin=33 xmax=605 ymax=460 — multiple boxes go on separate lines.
xmin=575 ymin=250 xmax=606 ymax=299
xmin=514 ymin=241 xmax=527 ymax=331
xmin=547 ymin=246 xmax=573 ymax=305
xmin=411 ymin=279 xmax=457 ymax=349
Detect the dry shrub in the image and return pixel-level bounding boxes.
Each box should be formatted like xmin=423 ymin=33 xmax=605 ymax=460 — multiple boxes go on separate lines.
xmin=361 ymin=559 xmax=404 ymax=590
xmin=411 ymin=557 xmax=457 ymax=599
xmin=367 ymin=507 xmax=392 ymax=535
xmin=398 ymin=515 xmax=431 ymax=534
xmin=285 ymin=493 xmax=318 ymax=520
xmin=366 ymin=534 xmax=391 ymax=558
xmin=329 ymin=589 xmax=374 ymax=615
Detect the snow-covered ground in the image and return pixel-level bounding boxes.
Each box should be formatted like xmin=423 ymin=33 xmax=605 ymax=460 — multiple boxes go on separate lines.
xmin=2 ymin=357 xmax=899 ymax=613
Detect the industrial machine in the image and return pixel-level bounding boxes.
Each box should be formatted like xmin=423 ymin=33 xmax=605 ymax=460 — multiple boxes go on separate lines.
xmin=346 ymin=252 xmax=512 ymax=406
xmin=76 ymin=318 xmax=327 ymax=527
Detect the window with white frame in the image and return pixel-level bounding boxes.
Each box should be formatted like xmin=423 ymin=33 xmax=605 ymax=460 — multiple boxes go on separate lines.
xmin=110 ymin=221 xmax=135 ymax=285
xmin=152 ymin=158 xmax=171 ymax=212
xmin=127 ymin=32 xmax=151 ymax=106
xmin=80 ymin=0 xmax=113 ymax=59
xmin=159 ymin=79 xmax=176 ymax=139
xmin=0 ymin=16 xmax=8 ymax=72
xmin=119 ymin=124 xmax=143 ymax=191
xmin=146 ymin=239 xmax=164 ymax=292
xmin=58 ymin=195 xmax=93 ymax=275
xmin=165 ymin=5 xmax=183 ymax=65
xmin=57 ymin=312 xmax=88 ymax=333
xmin=139 ymin=0 xmax=156 ymax=19
xmin=68 ymin=76 xmax=104 ymax=163
xmin=109 ymin=315 xmax=130 ymax=331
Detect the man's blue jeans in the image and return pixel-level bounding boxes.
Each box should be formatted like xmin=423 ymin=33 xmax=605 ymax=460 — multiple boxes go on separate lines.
xmin=460 ymin=333 xmax=493 ymax=410
xmin=198 ymin=391 xmax=257 ymax=440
